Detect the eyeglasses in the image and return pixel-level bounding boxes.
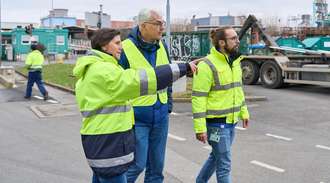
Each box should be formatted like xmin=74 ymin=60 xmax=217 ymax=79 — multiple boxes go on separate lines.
xmin=144 ymin=21 xmax=166 ymax=27
xmin=225 ymin=36 xmax=239 ymax=41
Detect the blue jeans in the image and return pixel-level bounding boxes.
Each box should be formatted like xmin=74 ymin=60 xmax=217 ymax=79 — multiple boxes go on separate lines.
xmin=196 ymin=124 xmax=235 ymax=183
xmin=25 ymin=71 xmax=47 ymax=98
xmin=127 ymin=117 xmax=169 ymax=183
xmin=92 ymin=173 xmax=127 ymax=183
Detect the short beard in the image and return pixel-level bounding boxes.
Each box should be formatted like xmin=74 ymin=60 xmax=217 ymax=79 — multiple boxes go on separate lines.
xmin=224 ymin=43 xmax=239 ymax=55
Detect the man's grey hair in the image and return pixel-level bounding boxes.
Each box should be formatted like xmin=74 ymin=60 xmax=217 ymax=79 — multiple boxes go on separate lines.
xmin=137 ymin=8 xmax=162 ymax=25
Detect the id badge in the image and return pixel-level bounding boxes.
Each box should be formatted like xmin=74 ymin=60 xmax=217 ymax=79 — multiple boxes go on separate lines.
xmin=209 ymin=130 xmax=220 ymax=142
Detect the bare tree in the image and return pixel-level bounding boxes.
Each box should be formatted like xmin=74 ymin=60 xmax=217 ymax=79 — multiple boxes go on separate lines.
xmin=170 ymin=18 xmax=194 ymax=32
xmin=260 ymin=16 xmax=282 ymax=36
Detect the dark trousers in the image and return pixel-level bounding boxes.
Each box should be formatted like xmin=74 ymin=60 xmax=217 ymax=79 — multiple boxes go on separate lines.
xmin=25 ymin=71 xmax=47 ymax=98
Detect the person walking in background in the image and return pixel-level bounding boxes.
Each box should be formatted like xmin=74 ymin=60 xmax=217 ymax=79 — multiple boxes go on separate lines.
xmin=73 ymin=28 xmax=197 ymax=183
xmin=192 ymin=27 xmax=250 ymax=183
xmin=119 ymin=8 xmax=173 ymax=183
xmin=24 ymin=43 xmax=49 ymax=100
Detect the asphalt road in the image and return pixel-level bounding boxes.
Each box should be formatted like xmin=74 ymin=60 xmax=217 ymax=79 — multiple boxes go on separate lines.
xmin=0 ymin=75 xmax=330 ymax=183
xmin=167 ymin=84 xmax=330 ymax=183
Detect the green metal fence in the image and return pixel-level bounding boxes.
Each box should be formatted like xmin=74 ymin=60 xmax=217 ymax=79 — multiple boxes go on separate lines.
xmin=169 ymin=31 xmax=210 ymax=61
xmin=168 ymin=30 xmax=250 ymax=61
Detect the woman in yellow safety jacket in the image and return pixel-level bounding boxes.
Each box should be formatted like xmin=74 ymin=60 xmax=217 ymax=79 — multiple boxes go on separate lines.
xmin=73 ymin=28 xmax=196 ymax=183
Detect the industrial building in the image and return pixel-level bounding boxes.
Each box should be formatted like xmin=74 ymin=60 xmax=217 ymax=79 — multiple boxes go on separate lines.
xmin=41 ymin=9 xmax=77 ymax=28
xmin=191 ymin=14 xmax=246 ymax=30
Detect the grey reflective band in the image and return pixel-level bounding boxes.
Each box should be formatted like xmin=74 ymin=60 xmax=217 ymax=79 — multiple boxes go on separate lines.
xmin=87 ymin=152 xmax=134 ymax=168
xmin=81 ymin=105 xmax=131 ymax=118
xmin=193 ymin=112 xmax=206 ymax=119
xmin=139 ymin=69 xmax=149 ymax=95
xmin=30 ymin=65 xmax=42 ymax=68
xmin=204 ymin=59 xmax=221 ymax=88
xmin=211 ymin=82 xmax=242 ymax=91
xmin=169 ymin=64 xmax=180 ymax=82
xmin=192 ymin=91 xmax=208 ymax=97
xmin=204 ymin=59 xmax=242 ymax=91
xmin=193 ymin=103 xmax=245 ymax=119
xmin=206 ymin=106 xmax=241 ymax=116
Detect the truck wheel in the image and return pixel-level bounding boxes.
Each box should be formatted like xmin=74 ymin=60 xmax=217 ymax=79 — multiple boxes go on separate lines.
xmin=241 ymin=60 xmax=259 ymax=85
xmin=260 ymin=61 xmax=284 ymax=88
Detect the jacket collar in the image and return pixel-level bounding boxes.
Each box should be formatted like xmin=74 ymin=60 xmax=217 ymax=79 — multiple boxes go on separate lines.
xmin=210 ymin=47 xmax=229 ymax=62
xmin=90 ymin=49 xmax=118 ymax=65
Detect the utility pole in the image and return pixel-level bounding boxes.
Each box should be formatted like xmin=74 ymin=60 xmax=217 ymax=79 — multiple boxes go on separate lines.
xmin=50 ymin=0 xmax=54 ymax=28
xmin=97 ymin=4 xmax=103 ymax=29
xmin=166 ymin=0 xmax=171 ymax=56
xmin=0 ymin=0 xmax=2 ymax=66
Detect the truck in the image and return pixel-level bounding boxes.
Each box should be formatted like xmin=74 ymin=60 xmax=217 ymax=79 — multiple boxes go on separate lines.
xmin=239 ymin=15 xmax=330 ymax=88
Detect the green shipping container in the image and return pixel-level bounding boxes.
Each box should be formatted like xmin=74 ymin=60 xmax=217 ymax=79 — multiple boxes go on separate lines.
xmin=303 ymin=36 xmax=330 ymax=51
xmin=11 ymin=28 xmax=68 ymax=60
xmin=276 ymin=37 xmax=305 ymax=49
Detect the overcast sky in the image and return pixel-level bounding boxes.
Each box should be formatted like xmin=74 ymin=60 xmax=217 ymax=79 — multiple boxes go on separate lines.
xmin=2 ymin=0 xmax=314 ymax=23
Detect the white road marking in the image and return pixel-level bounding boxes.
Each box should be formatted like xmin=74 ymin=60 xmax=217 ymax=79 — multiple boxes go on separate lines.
xmin=266 ymin=133 xmax=292 ymax=141
xmin=203 ymin=146 xmax=212 ymax=150
xmin=33 ymin=96 xmax=59 ymax=104
xmin=316 ymin=145 xmax=330 ymax=151
xmin=168 ymin=133 xmax=186 ymax=141
xmin=235 ymin=126 xmax=247 ymax=130
xmin=46 ymin=99 xmax=59 ymax=104
xmin=33 ymin=95 xmax=44 ymax=100
xmin=250 ymin=160 xmax=285 ymax=173
xmin=247 ymin=104 xmax=259 ymax=108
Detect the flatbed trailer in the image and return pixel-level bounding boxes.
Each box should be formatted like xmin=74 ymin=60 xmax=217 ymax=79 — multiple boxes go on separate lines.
xmin=239 ymin=15 xmax=330 ymax=88
xmin=241 ymin=54 xmax=330 ymax=88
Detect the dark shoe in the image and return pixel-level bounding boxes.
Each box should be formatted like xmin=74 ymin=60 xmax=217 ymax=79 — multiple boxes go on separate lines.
xmin=43 ymin=92 xmax=49 ymax=101
xmin=24 ymin=96 xmax=31 ymax=100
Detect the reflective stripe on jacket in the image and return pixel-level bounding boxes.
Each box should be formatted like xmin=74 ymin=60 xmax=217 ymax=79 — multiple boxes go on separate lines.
xmin=73 ymin=49 xmax=157 ymax=177
xmin=192 ymin=47 xmax=249 ymax=133
xmin=122 ymin=39 xmax=170 ymax=106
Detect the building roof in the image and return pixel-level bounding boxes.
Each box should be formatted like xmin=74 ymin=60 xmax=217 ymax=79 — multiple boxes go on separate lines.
xmin=0 ymin=22 xmax=39 ymax=30
xmin=63 ymin=26 xmax=97 ymax=32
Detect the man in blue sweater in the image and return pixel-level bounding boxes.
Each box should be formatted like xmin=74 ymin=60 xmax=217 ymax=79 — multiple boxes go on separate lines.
xmin=119 ymin=8 xmax=172 ymax=183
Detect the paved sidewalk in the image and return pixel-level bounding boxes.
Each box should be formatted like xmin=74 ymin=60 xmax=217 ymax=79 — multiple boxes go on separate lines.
xmin=0 ymin=73 xmax=204 ymax=183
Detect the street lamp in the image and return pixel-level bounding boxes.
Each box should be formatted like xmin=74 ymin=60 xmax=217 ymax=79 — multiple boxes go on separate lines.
xmin=166 ymin=0 xmax=171 ymax=55
xmin=97 ymin=4 xmax=103 ymax=29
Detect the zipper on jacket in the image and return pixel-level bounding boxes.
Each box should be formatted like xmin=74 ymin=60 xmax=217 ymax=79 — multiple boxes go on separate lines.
xmin=231 ymin=59 xmax=235 ymax=123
